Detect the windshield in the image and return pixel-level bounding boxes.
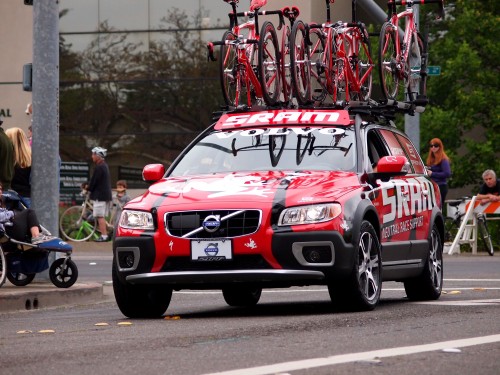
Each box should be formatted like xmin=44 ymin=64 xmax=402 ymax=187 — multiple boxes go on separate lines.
xmin=169 ymin=126 xmax=356 ymax=176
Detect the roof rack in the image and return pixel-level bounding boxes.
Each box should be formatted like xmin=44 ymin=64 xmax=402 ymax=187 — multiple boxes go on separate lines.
xmin=211 ymin=97 xmax=428 ymax=123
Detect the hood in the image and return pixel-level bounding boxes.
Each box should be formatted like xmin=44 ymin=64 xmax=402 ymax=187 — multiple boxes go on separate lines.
xmin=127 ymin=171 xmax=361 ymax=210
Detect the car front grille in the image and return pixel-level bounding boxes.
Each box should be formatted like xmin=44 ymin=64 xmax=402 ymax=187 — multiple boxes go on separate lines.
xmin=165 ymin=209 xmax=262 ymax=239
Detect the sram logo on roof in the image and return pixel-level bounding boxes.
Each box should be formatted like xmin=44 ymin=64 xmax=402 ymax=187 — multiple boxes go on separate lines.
xmin=215 ymin=109 xmax=351 ymax=129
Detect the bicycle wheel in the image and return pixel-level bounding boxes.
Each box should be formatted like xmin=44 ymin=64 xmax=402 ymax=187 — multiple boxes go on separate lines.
xmin=378 ymin=21 xmax=402 ymax=101
xmin=406 ymin=31 xmax=425 ymax=101
xmin=281 ymin=25 xmax=292 ymax=104
xmin=477 ymin=215 xmax=494 ymax=256
xmin=0 ymin=246 xmax=6 ymax=287
xmin=290 ymin=20 xmax=311 ymax=106
xmin=444 ymin=217 xmax=460 ymax=244
xmin=258 ymin=21 xmax=280 ymax=106
xmin=59 ymin=205 xmax=97 ymax=242
xmin=308 ymin=28 xmax=328 ymax=103
xmin=352 ymin=28 xmax=373 ymax=101
xmin=219 ymin=31 xmax=241 ymax=107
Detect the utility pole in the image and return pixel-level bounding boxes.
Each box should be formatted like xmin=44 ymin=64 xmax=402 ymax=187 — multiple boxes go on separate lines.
xmin=31 ymin=0 xmax=60 ymax=276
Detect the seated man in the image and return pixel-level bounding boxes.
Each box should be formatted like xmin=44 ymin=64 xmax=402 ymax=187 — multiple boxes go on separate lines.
xmin=0 ymin=182 xmax=53 ymax=244
xmin=476 ymin=169 xmax=500 ymax=205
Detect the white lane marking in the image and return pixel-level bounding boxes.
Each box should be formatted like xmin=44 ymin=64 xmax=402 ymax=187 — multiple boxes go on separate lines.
xmin=203 ymin=334 xmax=500 ymax=375
xmin=445 ymin=279 xmax=500 ymax=282
xmin=415 ymin=298 xmax=500 ymax=306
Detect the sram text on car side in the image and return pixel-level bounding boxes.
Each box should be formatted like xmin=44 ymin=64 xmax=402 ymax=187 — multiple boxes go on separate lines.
xmin=112 ymin=108 xmax=444 ymax=318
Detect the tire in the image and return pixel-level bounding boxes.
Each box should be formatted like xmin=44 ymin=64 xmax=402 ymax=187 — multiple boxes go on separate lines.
xmin=328 ymin=221 xmax=382 ymax=311
xmin=280 ymin=25 xmax=292 ymax=104
xmin=477 ymin=215 xmax=494 ymax=256
xmin=417 ymin=32 xmax=427 ymax=98
xmin=352 ymin=28 xmax=373 ymax=101
xmin=60 ymin=205 xmax=97 ymax=242
xmin=222 ymin=286 xmax=262 ymax=307
xmin=308 ymin=28 xmax=328 ymax=103
xmin=219 ymin=31 xmax=241 ymax=107
xmin=0 ymin=246 xmax=6 ymax=287
xmin=112 ymin=261 xmax=172 ymax=318
xmin=290 ymin=20 xmax=312 ymax=106
xmin=49 ymin=258 xmax=78 ymax=288
xmin=404 ymin=224 xmax=443 ymax=300
xmin=406 ymin=31 xmax=424 ymax=101
xmin=7 ymin=271 xmax=36 ymax=286
xmin=258 ymin=21 xmax=281 ymax=106
xmin=444 ymin=217 xmax=459 ymax=243
xmin=378 ymin=21 xmax=401 ymax=101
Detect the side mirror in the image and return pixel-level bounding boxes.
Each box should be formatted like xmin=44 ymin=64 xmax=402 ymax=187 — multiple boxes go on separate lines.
xmin=142 ymin=164 xmax=165 ymax=183
xmin=368 ymin=156 xmax=410 ymax=184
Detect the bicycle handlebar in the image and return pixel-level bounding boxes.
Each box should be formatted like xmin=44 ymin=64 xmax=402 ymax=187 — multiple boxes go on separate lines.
xmin=207 ymin=38 xmax=259 ymax=62
xmin=387 ymin=0 xmax=445 ymax=20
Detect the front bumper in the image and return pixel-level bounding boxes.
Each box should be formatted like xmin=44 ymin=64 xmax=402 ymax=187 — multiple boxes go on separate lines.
xmin=113 ymin=230 xmax=355 ymax=289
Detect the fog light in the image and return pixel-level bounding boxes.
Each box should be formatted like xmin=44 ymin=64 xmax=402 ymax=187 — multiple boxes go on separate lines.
xmin=124 ymin=254 xmax=135 ymax=268
xmin=303 ymin=246 xmax=332 ymax=264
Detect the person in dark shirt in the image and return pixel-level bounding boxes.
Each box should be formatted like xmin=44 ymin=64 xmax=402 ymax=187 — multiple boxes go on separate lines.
xmin=5 ymin=127 xmax=32 ymax=207
xmin=426 ymin=138 xmax=451 ymax=208
xmin=87 ymin=146 xmax=112 ymax=242
xmin=0 ymin=118 xmax=14 ymax=189
xmin=477 ymin=169 xmax=500 ymax=205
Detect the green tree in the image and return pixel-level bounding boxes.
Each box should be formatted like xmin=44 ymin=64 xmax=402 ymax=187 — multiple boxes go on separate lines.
xmin=420 ymin=0 xmax=499 ymax=191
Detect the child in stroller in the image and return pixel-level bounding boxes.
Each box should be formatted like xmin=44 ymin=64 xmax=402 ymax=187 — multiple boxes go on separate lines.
xmin=0 ymin=183 xmax=78 ymax=288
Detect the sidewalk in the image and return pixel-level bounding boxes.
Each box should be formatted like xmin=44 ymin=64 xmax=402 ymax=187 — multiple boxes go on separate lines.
xmin=0 ymin=241 xmax=113 ymax=313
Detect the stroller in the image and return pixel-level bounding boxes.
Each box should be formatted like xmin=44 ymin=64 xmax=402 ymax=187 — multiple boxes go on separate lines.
xmin=0 ymin=190 xmax=78 ymax=288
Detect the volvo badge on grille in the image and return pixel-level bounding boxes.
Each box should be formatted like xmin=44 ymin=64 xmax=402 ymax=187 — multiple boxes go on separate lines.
xmin=203 ymin=215 xmax=221 ymax=233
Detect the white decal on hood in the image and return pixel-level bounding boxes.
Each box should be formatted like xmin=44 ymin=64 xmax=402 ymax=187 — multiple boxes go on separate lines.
xmin=164 ymin=175 xmax=274 ymax=198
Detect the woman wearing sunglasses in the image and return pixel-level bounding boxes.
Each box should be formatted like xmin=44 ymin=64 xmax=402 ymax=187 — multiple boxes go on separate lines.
xmin=426 ymin=138 xmax=451 ymax=209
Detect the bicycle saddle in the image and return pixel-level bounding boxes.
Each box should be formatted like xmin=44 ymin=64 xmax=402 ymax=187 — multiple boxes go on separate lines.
xmin=250 ymin=0 xmax=267 ymax=11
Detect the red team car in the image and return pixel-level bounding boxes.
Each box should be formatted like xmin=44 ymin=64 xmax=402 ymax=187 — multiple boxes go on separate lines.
xmin=112 ymin=108 xmax=444 ymax=318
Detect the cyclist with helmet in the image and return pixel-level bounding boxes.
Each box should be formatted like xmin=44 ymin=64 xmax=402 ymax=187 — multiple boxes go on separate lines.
xmin=88 ymin=146 xmax=112 ymax=242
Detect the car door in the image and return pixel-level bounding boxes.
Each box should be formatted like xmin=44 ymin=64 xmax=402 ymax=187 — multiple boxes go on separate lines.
xmin=366 ymin=128 xmax=412 ymax=266
xmin=379 ymin=129 xmax=437 ymax=265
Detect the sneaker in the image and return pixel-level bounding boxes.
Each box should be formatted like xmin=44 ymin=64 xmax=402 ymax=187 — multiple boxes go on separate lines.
xmin=32 ymin=234 xmax=55 ymax=245
xmin=95 ymin=236 xmax=109 ymax=242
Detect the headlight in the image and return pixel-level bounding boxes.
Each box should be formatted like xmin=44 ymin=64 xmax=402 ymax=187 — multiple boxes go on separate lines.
xmin=119 ymin=210 xmax=154 ymax=230
xmin=278 ymin=203 xmax=341 ymax=226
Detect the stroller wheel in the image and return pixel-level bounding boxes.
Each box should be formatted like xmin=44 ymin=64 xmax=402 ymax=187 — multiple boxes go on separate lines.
xmin=49 ymin=258 xmax=78 ymax=288
xmin=0 ymin=247 xmax=6 ymax=287
xmin=7 ymin=271 xmax=36 ymax=286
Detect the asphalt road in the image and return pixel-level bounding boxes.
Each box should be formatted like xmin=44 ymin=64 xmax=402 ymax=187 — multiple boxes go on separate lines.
xmin=0 ymin=253 xmax=499 ymax=375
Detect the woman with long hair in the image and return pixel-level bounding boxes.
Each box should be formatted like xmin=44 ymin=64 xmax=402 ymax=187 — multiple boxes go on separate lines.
xmin=426 ymin=138 xmax=451 ymax=209
xmin=5 ymin=127 xmax=32 ymax=207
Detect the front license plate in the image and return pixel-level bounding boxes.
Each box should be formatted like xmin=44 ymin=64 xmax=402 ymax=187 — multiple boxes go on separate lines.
xmin=191 ymin=239 xmax=232 ymax=261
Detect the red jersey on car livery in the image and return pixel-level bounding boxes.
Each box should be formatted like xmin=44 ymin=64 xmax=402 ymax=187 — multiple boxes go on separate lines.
xmin=112 ymin=108 xmax=444 ymax=318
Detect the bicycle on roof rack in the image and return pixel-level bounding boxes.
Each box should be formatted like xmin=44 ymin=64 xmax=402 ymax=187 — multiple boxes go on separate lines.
xmin=207 ymin=0 xmax=286 ymax=108
xmin=290 ymin=0 xmax=373 ymax=106
xmin=444 ymin=196 xmax=494 ymax=256
xmin=378 ymin=0 xmax=444 ymax=103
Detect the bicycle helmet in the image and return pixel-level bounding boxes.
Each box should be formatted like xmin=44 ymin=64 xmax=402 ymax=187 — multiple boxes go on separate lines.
xmin=92 ymin=146 xmax=107 ymax=158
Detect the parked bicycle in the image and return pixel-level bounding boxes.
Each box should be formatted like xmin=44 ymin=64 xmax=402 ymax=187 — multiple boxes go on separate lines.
xmin=378 ymin=0 xmax=444 ymax=102
xmin=207 ymin=0 xmax=285 ymax=107
xmin=444 ymin=197 xmax=494 ymax=256
xmin=59 ymin=191 xmax=119 ymax=242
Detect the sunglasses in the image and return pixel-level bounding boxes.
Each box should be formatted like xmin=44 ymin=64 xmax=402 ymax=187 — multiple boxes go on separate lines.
xmin=429 ymin=144 xmax=440 ymax=148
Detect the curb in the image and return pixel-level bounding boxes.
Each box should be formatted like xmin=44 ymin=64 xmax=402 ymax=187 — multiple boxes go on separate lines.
xmin=0 ymin=282 xmax=105 ymax=313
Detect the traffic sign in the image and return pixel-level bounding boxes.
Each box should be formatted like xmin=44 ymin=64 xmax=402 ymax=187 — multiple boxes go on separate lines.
xmin=427 ymin=66 xmax=441 ymax=76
